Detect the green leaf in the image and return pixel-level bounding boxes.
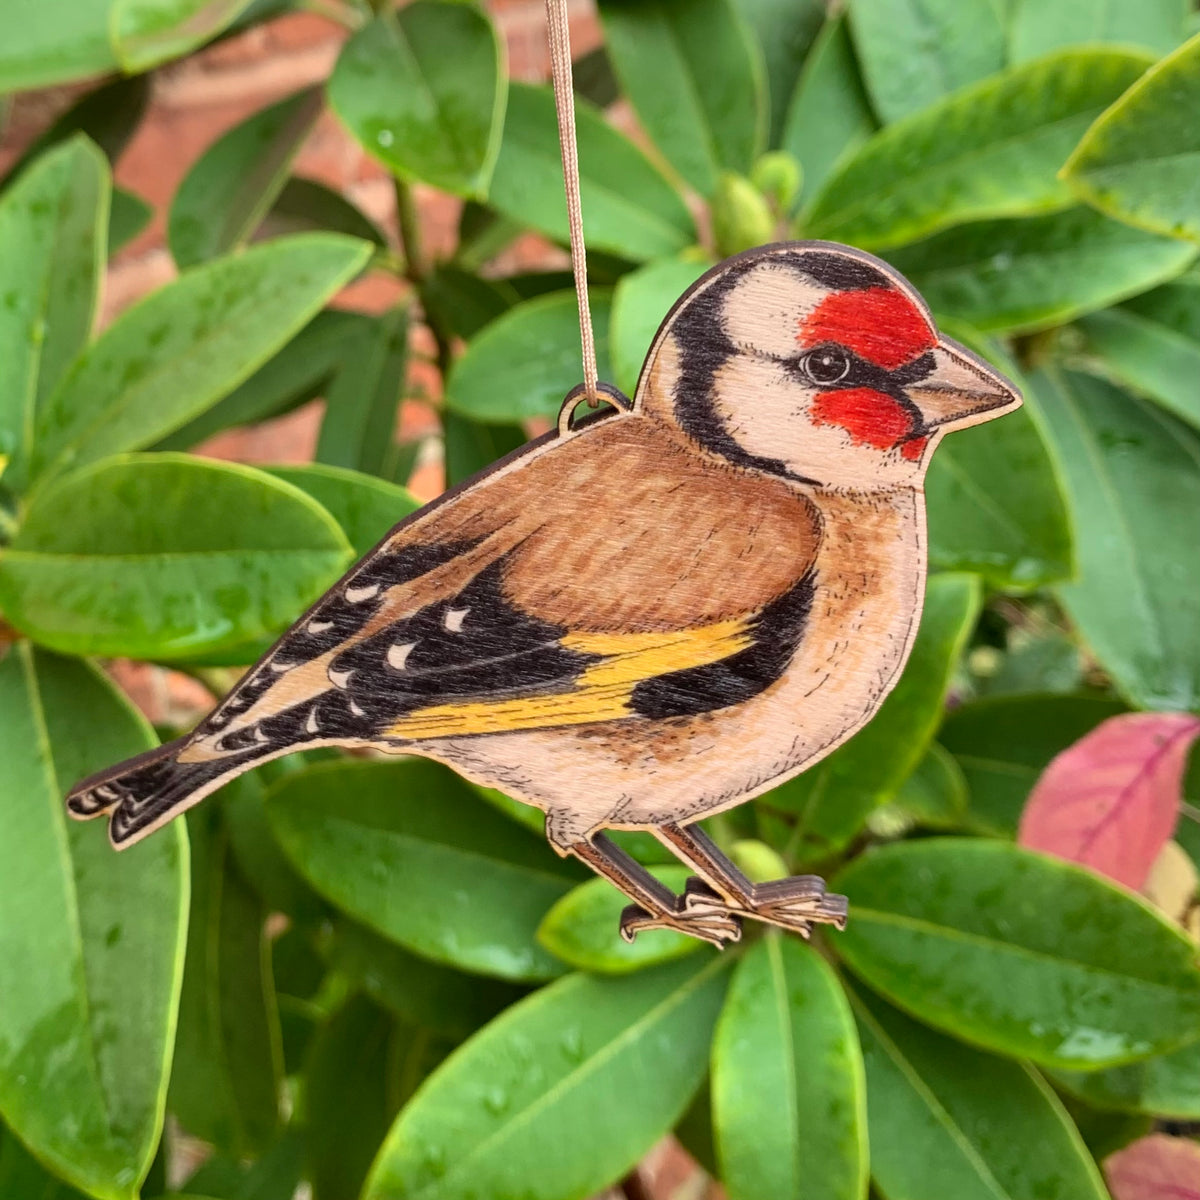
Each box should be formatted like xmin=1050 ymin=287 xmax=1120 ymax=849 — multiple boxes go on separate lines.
xmin=169 ymin=805 xmax=282 ymax=1156
xmin=832 ymin=838 xmax=1200 ymax=1069
xmin=925 ymin=338 xmax=1072 ymax=589
xmin=537 ymin=866 xmax=703 ymax=975
xmin=257 ymin=177 xmax=388 ymax=248
xmin=442 ymin=411 xmax=527 ymax=487
xmin=446 ymin=288 xmax=613 ymax=423
xmin=1026 ymin=367 xmax=1200 ymax=710
xmin=328 ymin=2 xmax=506 ymax=198
xmin=327 ymin=918 xmax=523 ymax=1039
xmin=806 ymin=48 xmax=1152 ymax=251
xmin=847 ymin=0 xmax=1006 ymax=124
xmin=28 ymin=234 xmax=371 ymax=486
xmin=877 ymin=742 xmax=969 ymax=832
xmin=850 ymin=984 xmax=1108 ymax=1200
xmin=315 ymin=306 xmax=408 ymax=478
xmin=110 ymin=0 xmax=257 ymax=73
xmin=1010 ymin=0 xmax=1188 ymax=60
xmin=109 ymin=187 xmax=153 ymax=256
xmin=782 ymin=14 xmax=876 ymax=211
xmin=0 ymin=1126 xmax=91 ymax=1200
xmin=488 ymin=82 xmax=695 ymax=262
xmin=169 ymin=88 xmax=323 ymax=270
xmin=887 ymin=207 xmax=1197 ymax=334
xmin=598 ymin=0 xmax=766 ymax=195
xmin=264 ymin=463 xmax=419 ymax=557
xmin=0 ymin=137 xmax=107 ymax=481
xmin=734 ymin=0 xmax=824 ymax=149
xmin=421 ymin=265 xmax=515 ymax=341
xmin=363 ymin=955 xmax=732 ymax=1200
xmin=713 ymin=935 xmax=867 ymax=1200
xmin=155 ymin=308 xmax=371 ymax=451
xmin=304 ymin=994 xmax=405 ymax=1200
xmin=0 ymin=0 xmax=114 ymax=92
xmin=610 ymin=255 xmax=712 ymax=396
xmin=265 ymin=758 xmax=581 ymax=982
xmin=0 ymin=644 xmax=187 ymax=1200
xmin=768 ymin=574 xmax=981 ymax=864
xmin=0 ymin=455 xmax=352 ymax=661
xmin=1076 ymin=274 xmax=1200 ymax=431
xmin=940 ymin=694 xmax=1125 ymax=836
xmin=1064 ymin=32 xmax=1200 ymax=243
xmin=1053 ymin=1038 xmax=1200 ymax=1119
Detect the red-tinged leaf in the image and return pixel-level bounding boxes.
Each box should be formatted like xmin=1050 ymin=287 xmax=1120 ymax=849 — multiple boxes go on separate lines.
xmin=1105 ymin=1134 xmax=1200 ymax=1200
xmin=1019 ymin=713 xmax=1200 ymax=890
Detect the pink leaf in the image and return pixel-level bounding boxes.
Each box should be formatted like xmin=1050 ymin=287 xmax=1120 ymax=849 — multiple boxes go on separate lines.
xmin=1018 ymin=712 xmax=1200 ymax=890
xmin=1106 ymin=1134 xmax=1200 ymax=1200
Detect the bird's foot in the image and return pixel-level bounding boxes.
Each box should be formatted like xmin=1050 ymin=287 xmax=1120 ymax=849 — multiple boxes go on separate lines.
xmin=683 ymin=875 xmax=848 ymax=939
xmin=619 ymin=895 xmax=743 ymax=949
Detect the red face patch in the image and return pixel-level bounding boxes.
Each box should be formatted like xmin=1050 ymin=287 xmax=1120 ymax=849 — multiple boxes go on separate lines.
xmin=799 ymin=287 xmax=935 ymax=370
xmin=812 ymin=388 xmax=913 ymax=450
xmin=901 ymin=435 xmax=929 ymax=461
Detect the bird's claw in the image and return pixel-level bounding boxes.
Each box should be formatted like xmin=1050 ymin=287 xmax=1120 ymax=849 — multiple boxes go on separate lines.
xmin=682 ymin=874 xmax=849 ymax=939
xmin=619 ymin=900 xmax=743 ymax=949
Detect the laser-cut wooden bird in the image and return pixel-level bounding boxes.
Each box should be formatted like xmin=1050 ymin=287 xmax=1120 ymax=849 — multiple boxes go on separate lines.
xmin=67 ymin=241 xmax=1021 ymax=947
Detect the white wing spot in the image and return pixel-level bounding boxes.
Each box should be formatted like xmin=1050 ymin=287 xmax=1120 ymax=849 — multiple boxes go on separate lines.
xmin=269 ymin=659 xmax=297 ymax=673
xmin=349 ymin=699 xmax=365 ymax=717
xmin=346 ymin=583 xmax=380 ymax=603
xmin=307 ymin=619 xmax=333 ymax=634
xmin=305 ymin=709 xmax=320 ymax=734
xmin=329 ymin=667 xmax=353 ymax=689
xmin=387 ymin=642 xmax=417 ymax=670
xmin=444 ymin=607 xmax=470 ymax=633
xmin=253 ymin=727 xmax=268 ymax=743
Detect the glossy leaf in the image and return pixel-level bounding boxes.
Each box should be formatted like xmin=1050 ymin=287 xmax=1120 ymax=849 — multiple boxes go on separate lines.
xmin=1019 ymin=713 xmax=1200 ymax=889
xmin=328 ymin=3 xmax=505 ymax=198
xmin=265 ymin=758 xmax=581 ymax=981
xmin=264 ymin=463 xmax=418 ymax=558
xmin=0 ymin=137 xmax=106 ymax=480
xmin=847 ymin=0 xmax=1006 ymax=124
xmin=363 ymin=955 xmax=731 ymax=1200
xmin=806 ymin=48 xmax=1152 ymax=251
xmin=1105 ymin=1134 xmax=1200 ymax=1200
xmin=783 ymin=14 xmax=876 ymax=211
xmin=850 ymin=984 xmax=1108 ymax=1200
xmin=941 ymin=694 xmax=1126 ymax=837
xmin=0 ymin=644 xmax=187 ymax=1200
xmin=447 ymin=288 xmax=613 ymax=423
xmin=1064 ymin=32 xmax=1200 ymax=243
xmin=1055 ymin=1039 xmax=1200 ymax=1120
xmin=315 ymin=306 xmax=408 ymax=478
xmin=537 ymin=866 xmax=702 ymax=974
xmin=1077 ymin=275 xmax=1200 ymax=431
xmin=879 ymin=743 xmax=969 ymax=832
xmin=598 ymin=0 xmax=766 ymax=195
xmin=443 ymin=411 xmax=527 ymax=487
xmin=887 ymin=207 xmax=1197 ymax=335
xmin=155 ymin=309 xmax=371 ymax=452
xmin=1027 ymin=367 xmax=1200 ymax=710
xmin=0 ymin=0 xmax=114 ymax=91
xmin=1010 ymin=0 xmax=1188 ymax=60
xmin=0 ymin=455 xmax=352 ymax=660
xmin=713 ymin=935 xmax=867 ymax=1200
xmin=108 ymin=187 xmax=153 ymax=256
xmin=169 ymin=806 xmax=282 ymax=1155
xmin=768 ymin=574 xmax=981 ymax=863
xmin=610 ymin=256 xmax=712 ymax=396
xmin=420 ymin=265 xmax=515 ymax=341
xmin=832 ymin=838 xmax=1200 ymax=1069
xmin=735 ymin=0 xmax=824 ymax=147
xmin=168 ymin=88 xmax=323 ymax=269
xmin=327 ymin=918 xmax=523 ymax=1039
xmin=258 ymin=177 xmax=388 ymax=248
xmin=0 ymin=1128 xmax=91 ymax=1200
xmin=28 ymin=234 xmax=371 ymax=484
xmin=488 ymin=83 xmax=695 ymax=261
xmin=111 ymin=0 xmax=256 ymax=72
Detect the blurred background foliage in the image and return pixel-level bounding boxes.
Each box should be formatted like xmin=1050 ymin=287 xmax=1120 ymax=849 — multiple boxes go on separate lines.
xmin=1 ymin=0 xmax=1200 ymax=1198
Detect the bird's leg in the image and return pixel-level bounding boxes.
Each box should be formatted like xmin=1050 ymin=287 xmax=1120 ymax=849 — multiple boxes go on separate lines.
xmin=655 ymin=822 xmax=848 ymax=938
xmin=568 ymin=833 xmax=742 ymax=949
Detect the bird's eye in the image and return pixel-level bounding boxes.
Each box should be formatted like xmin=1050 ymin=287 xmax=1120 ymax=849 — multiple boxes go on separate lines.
xmin=801 ymin=346 xmax=852 ymax=385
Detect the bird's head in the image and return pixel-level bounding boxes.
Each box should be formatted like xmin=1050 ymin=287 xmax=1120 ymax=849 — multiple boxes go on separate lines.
xmin=636 ymin=242 xmax=1021 ymax=490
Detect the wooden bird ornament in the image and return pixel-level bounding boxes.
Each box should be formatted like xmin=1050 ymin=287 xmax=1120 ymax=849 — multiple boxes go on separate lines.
xmin=67 ymin=241 xmax=1021 ymax=948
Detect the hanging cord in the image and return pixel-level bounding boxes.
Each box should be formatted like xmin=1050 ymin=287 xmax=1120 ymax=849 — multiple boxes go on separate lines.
xmin=544 ymin=0 xmax=599 ymax=406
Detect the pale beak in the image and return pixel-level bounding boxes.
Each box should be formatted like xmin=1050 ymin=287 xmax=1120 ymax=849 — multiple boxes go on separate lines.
xmin=905 ymin=337 xmax=1021 ymax=432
